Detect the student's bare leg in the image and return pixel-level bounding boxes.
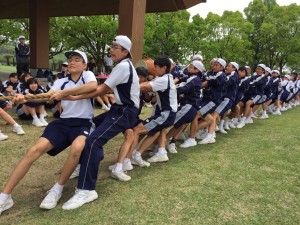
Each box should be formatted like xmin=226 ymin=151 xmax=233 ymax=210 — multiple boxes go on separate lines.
xmin=138 ymin=132 xmax=160 ymax=154
xmin=127 ymin=123 xmax=147 ymax=158
xmin=0 ymin=108 xmax=17 ymax=126
xmin=116 ymin=129 xmax=134 ymax=163
xmin=57 ymin=135 xmax=87 ymax=185
xmin=2 ymin=138 xmax=53 ymax=194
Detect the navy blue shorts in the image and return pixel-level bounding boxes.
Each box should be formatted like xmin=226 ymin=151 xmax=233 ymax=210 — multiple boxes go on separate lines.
xmin=174 ymin=104 xmax=197 ymax=128
xmin=25 ymin=102 xmax=44 ymax=108
xmin=42 ymin=118 xmax=93 ymax=156
xmin=143 ymin=110 xmax=176 ymax=135
xmin=278 ymin=90 xmax=289 ymax=102
xmin=215 ymin=98 xmax=233 ymax=116
xmin=198 ymin=99 xmax=216 ymax=117
xmin=242 ymin=94 xmax=261 ymax=104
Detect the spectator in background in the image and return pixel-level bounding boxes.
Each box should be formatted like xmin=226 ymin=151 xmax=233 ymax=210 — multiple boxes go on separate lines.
xmin=57 ymin=62 xmax=69 ymax=79
xmin=1 ymin=73 xmax=19 ymax=96
xmin=104 ymin=51 xmax=113 ymax=74
xmin=87 ymin=58 xmax=97 ymax=73
xmin=15 ymin=36 xmax=30 ymax=76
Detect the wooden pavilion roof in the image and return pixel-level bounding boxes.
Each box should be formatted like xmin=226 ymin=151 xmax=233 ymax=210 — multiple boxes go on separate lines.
xmin=0 ymin=0 xmax=206 ymax=19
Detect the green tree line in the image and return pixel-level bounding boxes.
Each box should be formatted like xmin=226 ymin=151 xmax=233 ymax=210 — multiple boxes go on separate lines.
xmin=0 ymin=0 xmax=299 ymax=72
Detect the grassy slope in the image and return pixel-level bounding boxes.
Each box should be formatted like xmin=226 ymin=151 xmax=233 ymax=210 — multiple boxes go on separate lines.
xmin=0 ymin=107 xmax=299 ymax=225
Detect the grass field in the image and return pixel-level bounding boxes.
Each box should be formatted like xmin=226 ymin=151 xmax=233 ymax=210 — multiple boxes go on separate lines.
xmin=0 ymin=106 xmax=299 ymax=225
xmin=0 ymin=65 xmax=17 ymax=74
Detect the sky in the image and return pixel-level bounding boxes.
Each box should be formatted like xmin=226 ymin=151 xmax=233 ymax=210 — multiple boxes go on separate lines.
xmin=187 ymin=0 xmax=300 ymax=18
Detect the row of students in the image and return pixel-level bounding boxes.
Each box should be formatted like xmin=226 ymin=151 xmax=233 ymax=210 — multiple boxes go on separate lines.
xmin=1 ymin=36 xmax=299 ymax=215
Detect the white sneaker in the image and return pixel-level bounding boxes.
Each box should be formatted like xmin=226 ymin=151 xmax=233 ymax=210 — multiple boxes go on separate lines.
xmin=70 ymin=165 xmax=80 ymax=179
xmin=0 ymin=132 xmax=8 ymax=141
xmin=215 ymin=125 xmax=220 ymax=132
xmin=179 ymin=139 xmax=197 ymax=148
xmin=272 ymin=110 xmax=281 ymax=115
xmin=167 ymin=143 xmax=177 ymax=154
xmin=229 ymin=122 xmax=236 ymax=129
xmin=62 ymin=189 xmax=98 ymax=210
xmin=32 ymin=119 xmax=44 ymax=127
xmin=0 ymin=197 xmax=14 ymax=215
xmin=224 ymin=122 xmax=230 ymax=131
xmin=39 ymin=118 xmax=48 ymax=126
xmin=40 ymin=189 xmax=62 ymax=209
xmin=13 ymin=126 xmax=25 ymax=135
xmin=131 ymin=155 xmax=150 ymax=167
xmin=198 ymin=136 xmax=216 ymax=145
xmin=111 ymin=170 xmax=131 ymax=182
xmin=147 ymin=153 xmax=169 ymax=163
xmin=195 ymin=130 xmax=206 ymax=139
xmin=236 ymin=122 xmax=245 ymax=128
xmin=108 ymin=162 xmax=133 ymax=172
xmin=219 ymin=126 xmax=227 ymax=134
xmin=259 ymin=114 xmax=268 ymax=119
xmin=101 ymin=105 xmax=110 ymax=111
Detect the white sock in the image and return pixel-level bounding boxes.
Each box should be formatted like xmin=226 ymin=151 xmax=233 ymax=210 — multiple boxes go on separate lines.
xmin=13 ymin=123 xmax=20 ymax=128
xmin=33 ymin=115 xmax=39 ymax=120
xmin=40 ymin=114 xmax=45 ymax=120
xmin=124 ymin=158 xmax=130 ymax=164
xmin=133 ymin=150 xmax=141 ymax=158
xmin=157 ymin=147 xmax=167 ymax=155
xmin=241 ymin=117 xmax=246 ymax=123
xmin=52 ymin=183 xmax=64 ymax=192
xmin=0 ymin=193 xmax=11 ymax=201
xmin=187 ymin=138 xmax=195 ymax=142
xmin=206 ymin=133 xmax=213 ymax=139
xmin=114 ymin=163 xmax=123 ymax=172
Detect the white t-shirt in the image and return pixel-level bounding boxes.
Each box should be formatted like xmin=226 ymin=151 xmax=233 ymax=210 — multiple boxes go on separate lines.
xmin=51 ymin=71 xmax=96 ymax=119
xmin=105 ymin=59 xmax=140 ymax=109
xmin=150 ymin=74 xmax=177 ymax=112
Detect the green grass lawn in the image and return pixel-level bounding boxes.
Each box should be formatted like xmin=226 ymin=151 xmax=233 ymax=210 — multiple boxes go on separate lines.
xmin=0 ymin=65 xmax=17 ymax=74
xmin=0 ymin=107 xmax=299 ymax=224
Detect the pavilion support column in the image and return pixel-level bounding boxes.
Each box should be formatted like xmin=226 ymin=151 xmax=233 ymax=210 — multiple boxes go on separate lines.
xmin=118 ymin=0 xmax=147 ymax=64
xmin=29 ymin=0 xmax=49 ymax=70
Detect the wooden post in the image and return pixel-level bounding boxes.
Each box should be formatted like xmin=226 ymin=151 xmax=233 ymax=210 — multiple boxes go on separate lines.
xmin=118 ymin=0 xmax=147 ymax=64
xmin=29 ymin=0 xmax=49 ymax=69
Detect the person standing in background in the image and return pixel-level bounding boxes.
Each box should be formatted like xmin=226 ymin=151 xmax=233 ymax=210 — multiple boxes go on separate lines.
xmin=15 ymin=36 xmax=30 ymax=76
xmin=103 ymin=51 xmax=113 ymax=74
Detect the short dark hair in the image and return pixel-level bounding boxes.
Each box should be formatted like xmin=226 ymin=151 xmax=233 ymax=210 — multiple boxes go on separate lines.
xmin=136 ymin=67 xmax=149 ymax=77
xmin=9 ymin=73 xmax=18 ymax=79
xmin=154 ymin=55 xmax=171 ymax=74
xmin=238 ymin=66 xmax=248 ymax=76
xmin=26 ymin=78 xmax=39 ymax=89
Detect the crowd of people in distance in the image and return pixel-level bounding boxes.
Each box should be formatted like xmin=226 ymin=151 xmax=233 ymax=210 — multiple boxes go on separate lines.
xmin=1 ymin=35 xmax=300 ymax=215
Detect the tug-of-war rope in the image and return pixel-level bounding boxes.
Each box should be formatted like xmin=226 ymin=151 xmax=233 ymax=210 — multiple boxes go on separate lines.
xmin=0 ymin=93 xmax=51 ymax=102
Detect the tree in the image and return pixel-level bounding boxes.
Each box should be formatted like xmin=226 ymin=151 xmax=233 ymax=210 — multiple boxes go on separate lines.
xmin=60 ymin=15 xmax=118 ymax=71
xmin=144 ymin=11 xmax=191 ymax=62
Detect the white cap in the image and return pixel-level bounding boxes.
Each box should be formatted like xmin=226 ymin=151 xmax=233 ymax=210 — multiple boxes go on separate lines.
xmin=169 ymin=58 xmax=174 ymax=65
xmin=62 ymin=62 xmax=68 ymax=66
xmin=113 ymin=35 xmax=132 ymax=58
xmin=265 ymin=67 xmax=272 ymax=74
xmin=245 ymin=66 xmax=250 ymax=70
xmin=192 ymin=54 xmax=203 ymax=61
xmin=284 ymin=74 xmax=290 ymax=80
xmin=229 ymin=62 xmax=239 ymax=70
xmin=210 ymin=58 xmax=217 ymax=65
xmin=257 ymin=64 xmax=266 ymax=70
xmin=65 ymin=50 xmax=88 ymax=63
xmin=272 ymin=70 xmax=280 ymax=75
xmin=215 ymin=58 xmax=226 ymax=68
xmin=18 ymin=35 xmax=25 ymax=40
xmin=192 ymin=61 xmax=205 ymax=72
